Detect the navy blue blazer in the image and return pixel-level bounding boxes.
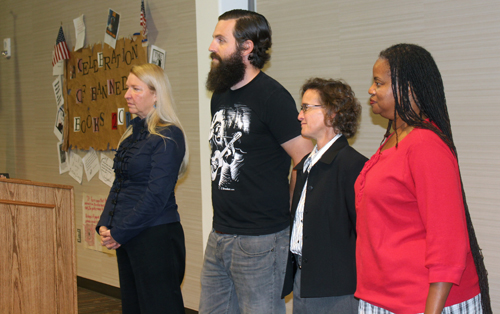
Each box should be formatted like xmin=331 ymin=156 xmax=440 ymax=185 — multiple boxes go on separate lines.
xmin=96 ymin=117 xmax=185 ymax=245
xmin=282 ymin=135 xmax=367 ymax=298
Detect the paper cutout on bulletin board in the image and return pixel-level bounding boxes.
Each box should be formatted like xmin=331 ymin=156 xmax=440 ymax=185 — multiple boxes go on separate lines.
xmin=57 ymin=141 xmax=69 ymax=174
xmin=99 ymin=153 xmax=115 ymax=187
xmin=65 ymin=34 xmax=147 ymax=151
xmin=69 ymin=151 xmax=84 ymax=184
xmin=82 ymin=147 xmax=100 ymax=182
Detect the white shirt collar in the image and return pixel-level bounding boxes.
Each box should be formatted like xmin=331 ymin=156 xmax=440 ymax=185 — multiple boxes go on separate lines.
xmin=303 ymin=133 xmax=342 ymax=173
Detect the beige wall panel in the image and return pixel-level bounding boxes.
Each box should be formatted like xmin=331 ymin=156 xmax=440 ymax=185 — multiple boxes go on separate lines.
xmin=0 ymin=0 xmax=201 ymax=310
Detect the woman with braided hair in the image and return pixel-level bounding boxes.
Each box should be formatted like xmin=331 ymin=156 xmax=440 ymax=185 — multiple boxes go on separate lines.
xmin=355 ymin=44 xmax=491 ymax=314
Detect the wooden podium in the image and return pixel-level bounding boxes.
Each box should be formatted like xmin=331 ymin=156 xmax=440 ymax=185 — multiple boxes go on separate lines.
xmin=0 ymin=178 xmax=77 ymax=314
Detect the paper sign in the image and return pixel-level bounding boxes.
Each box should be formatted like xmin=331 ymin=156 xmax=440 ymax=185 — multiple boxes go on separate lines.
xmin=99 ymin=153 xmax=115 ymax=187
xmin=82 ymin=147 xmax=100 ymax=182
xmin=69 ymin=151 xmax=83 ymax=184
xmin=82 ymin=193 xmax=114 ymax=254
xmin=53 ymin=76 xmax=64 ymax=108
xmin=149 ymin=45 xmax=166 ymax=69
xmin=73 ymin=14 xmax=86 ymax=51
xmin=104 ymin=8 xmax=120 ymax=49
xmin=54 ymin=104 xmax=65 ymax=141
xmin=57 ymin=141 xmax=69 ymax=174
xmin=53 ymin=60 xmax=64 ymax=76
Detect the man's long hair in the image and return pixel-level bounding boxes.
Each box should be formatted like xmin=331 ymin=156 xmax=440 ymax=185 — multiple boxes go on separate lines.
xmin=219 ymin=9 xmax=272 ymax=69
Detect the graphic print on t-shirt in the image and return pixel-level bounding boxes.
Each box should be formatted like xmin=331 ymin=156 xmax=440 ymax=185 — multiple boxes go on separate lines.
xmin=209 ymin=104 xmax=250 ymax=190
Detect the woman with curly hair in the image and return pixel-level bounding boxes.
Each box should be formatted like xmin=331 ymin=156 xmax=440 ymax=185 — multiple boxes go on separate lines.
xmin=282 ymin=78 xmax=367 ymax=314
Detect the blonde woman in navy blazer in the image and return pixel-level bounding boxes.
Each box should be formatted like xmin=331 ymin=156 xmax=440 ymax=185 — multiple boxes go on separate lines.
xmin=97 ymin=64 xmax=188 ymax=314
xmin=282 ymin=78 xmax=367 ymax=314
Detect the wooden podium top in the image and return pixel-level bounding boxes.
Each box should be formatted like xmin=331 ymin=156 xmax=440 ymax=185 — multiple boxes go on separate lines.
xmin=0 ymin=177 xmax=74 ymax=190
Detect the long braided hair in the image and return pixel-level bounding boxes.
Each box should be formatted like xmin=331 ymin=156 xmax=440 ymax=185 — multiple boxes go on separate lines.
xmin=379 ymin=43 xmax=491 ymax=312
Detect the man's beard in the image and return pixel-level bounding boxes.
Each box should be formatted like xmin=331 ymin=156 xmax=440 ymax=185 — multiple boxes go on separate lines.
xmin=206 ymin=49 xmax=246 ymax=93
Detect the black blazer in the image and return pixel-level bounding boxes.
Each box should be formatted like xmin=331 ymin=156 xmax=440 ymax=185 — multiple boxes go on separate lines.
xmin=282 ymin=136 xmax=367 ymax=298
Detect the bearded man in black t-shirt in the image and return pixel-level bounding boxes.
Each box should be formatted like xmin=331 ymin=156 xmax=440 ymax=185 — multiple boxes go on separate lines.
xmin=199 ymin=9 xmax=313 ymax=314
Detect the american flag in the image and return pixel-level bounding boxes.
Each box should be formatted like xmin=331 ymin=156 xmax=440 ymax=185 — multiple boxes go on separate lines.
xmin=52 ymin=26 xmax=71 ymax=67
xmin=140 ymin=0 xmax=148 ymax=47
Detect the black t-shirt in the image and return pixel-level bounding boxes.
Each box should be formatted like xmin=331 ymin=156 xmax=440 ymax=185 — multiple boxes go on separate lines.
xmin=209 ymin=71 xmax=301 ymax=235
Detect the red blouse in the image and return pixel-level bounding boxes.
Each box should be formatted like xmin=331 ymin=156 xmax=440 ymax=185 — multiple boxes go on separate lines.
xmin=354 ymin=128 xmax=480 ymax=314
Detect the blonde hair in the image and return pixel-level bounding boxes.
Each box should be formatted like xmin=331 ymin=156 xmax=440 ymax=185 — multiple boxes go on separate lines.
xmin=119 ymin=64 xmax=189 ymax=177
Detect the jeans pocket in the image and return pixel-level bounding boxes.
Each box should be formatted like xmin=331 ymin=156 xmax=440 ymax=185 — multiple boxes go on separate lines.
xmin=237 ymin=233 xmax=276 ymax=256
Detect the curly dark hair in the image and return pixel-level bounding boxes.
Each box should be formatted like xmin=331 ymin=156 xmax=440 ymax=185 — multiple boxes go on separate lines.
xmin=218 ymin=9 xmax=272 ymax=69
xmin=301 ymin=78 xmax=361 ymax=139
xmin=379 ymin=43 xmax=492 ymax=313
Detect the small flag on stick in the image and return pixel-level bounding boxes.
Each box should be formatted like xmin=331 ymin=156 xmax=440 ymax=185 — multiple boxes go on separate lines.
xmin=52 ymin=26 xmax=71 ymax=66
xmin=140 ymin=0 xmax=148 ymax=47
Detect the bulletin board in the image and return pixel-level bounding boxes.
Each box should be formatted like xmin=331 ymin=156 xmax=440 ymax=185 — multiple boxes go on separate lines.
xmin=64 ymin=34 xmax=147 ymax=151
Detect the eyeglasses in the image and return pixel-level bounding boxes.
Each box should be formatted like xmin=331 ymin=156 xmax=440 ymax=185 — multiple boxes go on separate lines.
xmin=300 ymin=104 xmax=323 ymax=112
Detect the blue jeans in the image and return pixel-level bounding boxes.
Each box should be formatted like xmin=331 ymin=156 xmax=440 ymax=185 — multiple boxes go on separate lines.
xmin=199 ymin=228 xmax=289 ymax=314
